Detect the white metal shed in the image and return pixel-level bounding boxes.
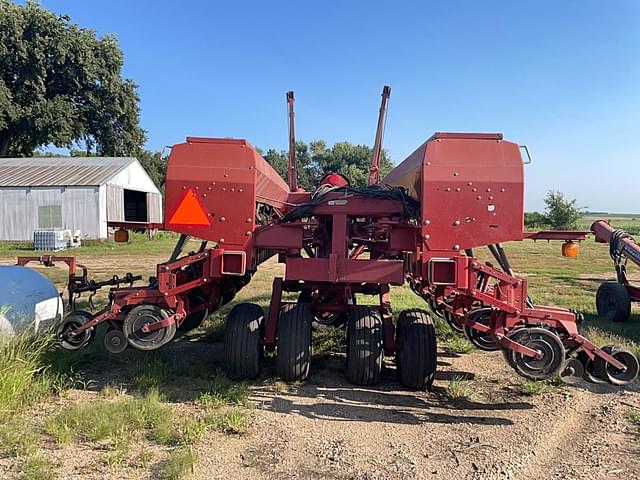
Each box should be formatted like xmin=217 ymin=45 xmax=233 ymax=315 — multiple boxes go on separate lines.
xmin=0 ymin=157 xmax=163 ymax=241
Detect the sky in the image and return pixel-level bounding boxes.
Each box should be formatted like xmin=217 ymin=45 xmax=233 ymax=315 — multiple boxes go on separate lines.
xmin=35 ymin=0 xmax=640 ymax=212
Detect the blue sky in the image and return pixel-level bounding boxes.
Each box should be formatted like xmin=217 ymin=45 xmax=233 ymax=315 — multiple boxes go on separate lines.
xmin=38 ymin=0 xmax=639 ymax=211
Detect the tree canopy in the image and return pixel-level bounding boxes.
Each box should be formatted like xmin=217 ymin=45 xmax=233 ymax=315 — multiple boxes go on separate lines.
xmin=524 ymin=190 xmax=583 ymax=230
xmin=0 ymin=0 xmax=144 ymax=157
xmin=263 ymin=140 xmax=393 ymax=189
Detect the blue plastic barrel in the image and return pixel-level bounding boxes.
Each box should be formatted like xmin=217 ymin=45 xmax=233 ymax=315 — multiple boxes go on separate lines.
xmin=0 ymin=266 xmax=63 ymax=335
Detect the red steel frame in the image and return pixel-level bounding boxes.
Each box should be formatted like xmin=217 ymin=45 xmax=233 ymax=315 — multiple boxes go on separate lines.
xmin=40 ymin=92 xmax=628 ymax=374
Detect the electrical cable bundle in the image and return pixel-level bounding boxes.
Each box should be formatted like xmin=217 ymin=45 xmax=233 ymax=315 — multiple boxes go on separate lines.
xmin=610 ymin=229 xmax=633 ymax=267
xmin=279 ymin=184 xmax=420 ymax=223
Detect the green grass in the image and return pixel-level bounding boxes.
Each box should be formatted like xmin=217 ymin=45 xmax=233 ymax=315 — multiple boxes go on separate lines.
xmin=0 ymin=332 xmax=75 ymax=422
xmin=443 ymin=336 xmax=474 ymax=354
xmin=196 ymin=371 xmax=249 ymax=409
xmin=45 ymin=389 xmax=174 ymax=447
xmin=627 ymin=409 xmax=640 ymax=432
xmin=161 ymin=448 xmax=196 ymax=480
xmin=446 ymin=375 xmax=478 ymax=401
xmin=205 ymin=408 xmax=250 ymax=435
xmin=22 ymin=455 xmax=55 ymax=480
xmin=518 ymin=378 xmax=564 ymax=396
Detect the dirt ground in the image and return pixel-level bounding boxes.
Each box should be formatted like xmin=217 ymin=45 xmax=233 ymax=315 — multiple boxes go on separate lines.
xmin=192 ymin=349 xmax=640 ymax=480
xmin=2 ymin=250 xmax=640 ymax=480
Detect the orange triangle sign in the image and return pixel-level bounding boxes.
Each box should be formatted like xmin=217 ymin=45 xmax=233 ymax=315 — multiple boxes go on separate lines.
xmin=169 ymin=189 xmax=211 ymax=226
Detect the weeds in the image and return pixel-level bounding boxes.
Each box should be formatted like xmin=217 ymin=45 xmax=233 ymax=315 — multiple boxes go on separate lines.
xmin=206 ymin=408 xmax=250 ymax=435
xmin=45 ymin=389 xmax=173 ymax=447
xmin=627 ymin=409 xmax=640 ymax=432
xmin=446 ymin=376 xmax=478 ymax=401
xmin=161 ymin=448 xmax=196 ymax=480
xmin=0 ymin=417 xmax=40 ymax=457
xmin=22 ymin=454 xmax=54 ymax=480
xmin=444 ymin=336 xmax=474 ymax=354
xmin=0 ymin=332 xmax=74 ymax=421
xmin=196 ymin=371 xmax=249 ymax=409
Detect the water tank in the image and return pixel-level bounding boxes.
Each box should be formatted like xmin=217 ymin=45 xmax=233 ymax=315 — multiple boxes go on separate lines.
xmin=0 ymin=266 xmax=63 ymax=335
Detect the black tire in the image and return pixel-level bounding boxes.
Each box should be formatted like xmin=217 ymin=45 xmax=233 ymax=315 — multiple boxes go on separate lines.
xmin=178 ymin=294 xmax=208 ymax=332
xmin=123 ymin=305 xmax=176 ymax=351
xmin=396 ymin=309 xmax=437 ymax=390
xmin=277 ymin=304 xmax=313 ymax=381
xmin=346 ymin=306 xmax=384 ymax=386
xmin=223 ymin=303 xmax=264 ymax=379
xmin=593 ymin=345 xmax=639 ymax=386
xmin=596 ymin=282 xmax=631 ymax=322
xmin=464 ymin=307 xmax=500 ymax=351
xmin=57 ymin=310 xmax=95 ymax=351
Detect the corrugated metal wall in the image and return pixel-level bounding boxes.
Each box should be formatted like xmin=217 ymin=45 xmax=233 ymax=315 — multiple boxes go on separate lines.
xmin=0 ymin=187 xmax=100 ymax=241
xmin=106 ymin=185 xmax=124 ymax=222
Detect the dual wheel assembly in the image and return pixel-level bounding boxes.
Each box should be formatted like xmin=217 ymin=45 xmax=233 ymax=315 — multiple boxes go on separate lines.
xmin=223 ymin=303 xmax=437 ymax=390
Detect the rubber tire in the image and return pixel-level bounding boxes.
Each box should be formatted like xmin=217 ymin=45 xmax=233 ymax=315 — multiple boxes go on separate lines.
xmin=223 ymin=303 xmax=264 ymax=379
xmin=396 ymin=309 xmax=437 ymax=390
xmin=596 ymin=282 xmax=631 ymax=322
xmin=346 ymin=306 xmax=384 ymax=386
xmin=276 ymin=304 xmax=313 ymax=382
xmin=594 ymin=345 xmax=640 ymax=386
xmin=57 ymin=310 xmax=95 ymax=351
xmin=178 ymin=294 xmax=208 ymax=332
xmin=464 ymin=307 xmax=500 ymax=351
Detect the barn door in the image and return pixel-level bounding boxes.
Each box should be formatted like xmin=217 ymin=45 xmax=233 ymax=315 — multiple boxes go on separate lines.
xmin=107 ymin=185 xmax=124 ymax=222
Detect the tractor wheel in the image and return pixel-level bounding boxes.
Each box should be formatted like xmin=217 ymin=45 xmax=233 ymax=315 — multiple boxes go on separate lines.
xmin=346 ymin=306 xmax=384 ymax=386
xmin=178 ymin=294 xmax=208 ymax=332
xmin=593 ymin=345 xmax=639 ymax=385
xmin=506 ymin=327 xmax=565 ymax=381
xmin=57 ymin=310 xmax=95 ymax=351
xmin=277 ymin=304 xmax=313 ymax=382
xmin=223 ymin=303 xmax=264 ymax=379
xmin=463 ymin=307 xmax=501 ymax=351
xmin=596 ymin=282 xmax=631 ymax=322
xmin=123 ymin=305 xmax=176 ymax=351
xmin=396 ymin=309 xmax=437 ymax=390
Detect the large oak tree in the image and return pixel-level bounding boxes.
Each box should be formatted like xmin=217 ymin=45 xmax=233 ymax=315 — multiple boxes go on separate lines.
xmin=0 ymin=1 xmax=144 ymax=156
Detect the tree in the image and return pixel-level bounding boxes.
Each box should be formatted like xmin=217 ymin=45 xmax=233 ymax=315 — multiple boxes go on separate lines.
xmin=136 ymin=150 xmax=168 ymax=189
xmin=263 ymin=139 xmax=393 ymax=189
xmin=544 ymin=190 xmax=583 ymax=230
xmin=0 ymin=1 xmax=145 ymax=157
xmin=524 ymin=211 xmax=550 ymax=229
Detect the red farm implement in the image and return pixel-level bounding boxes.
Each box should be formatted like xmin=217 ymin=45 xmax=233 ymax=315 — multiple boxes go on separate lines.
xmin=38 ymin=87 xmax=637 ymax=388
xmin=591 ymin=220 xmax=640 ymax=323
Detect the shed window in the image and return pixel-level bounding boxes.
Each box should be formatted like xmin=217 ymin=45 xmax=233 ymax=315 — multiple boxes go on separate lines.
xmin=124 ymin=189 xmax=148 ymax=222
xmin=38 ymin=205 xmax=63 ymax=229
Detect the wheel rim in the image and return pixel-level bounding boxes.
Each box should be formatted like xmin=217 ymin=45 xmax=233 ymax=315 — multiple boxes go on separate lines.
xmin=509 ymin=329 xmax=565 ymax=379
xmin=600 ymin=349 xmax=639 ymax=384
xmin=59 ymin=320 xmax=91 ymax=348
xmin=464 ymin=308 xmax=500 ymax=351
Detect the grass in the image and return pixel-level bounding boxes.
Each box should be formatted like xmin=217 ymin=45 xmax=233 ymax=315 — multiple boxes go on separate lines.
xmin=161 ymin=448 xmax=196 ymax=480
xmin=22 ymin=455 xmax=55 ymax=480
xmin=518 ymin=378 xmax=564 ymax=396
xmin=0 ymin=331 xmax=75 ymax=421
xmin=45 ymin=389 xmax=174 ymax=447
xmin=443 ymin=336 xmax=474 ymax=354
xmin=627 ymin=409 xmax=640 ymax=432
xmin=205 ymin=408 xmax=250 ymax=435
xmin=446 ymin=375 xmax=478 ymax=401
xmin=196 ymin=371 xmax=249 ymax=409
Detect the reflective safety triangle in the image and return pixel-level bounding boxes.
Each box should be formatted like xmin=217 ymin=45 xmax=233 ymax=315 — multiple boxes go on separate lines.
xmin=169 ymin=188 xmax=211 ymax=226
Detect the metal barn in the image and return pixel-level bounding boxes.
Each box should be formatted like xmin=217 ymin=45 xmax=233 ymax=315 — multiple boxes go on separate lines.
xmin=0 ymin=157 xmax=162 ymax=241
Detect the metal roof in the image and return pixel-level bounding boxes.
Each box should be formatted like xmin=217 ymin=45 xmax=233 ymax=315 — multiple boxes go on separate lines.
xmin=0 ymin=157 xmax=136 ymax=187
